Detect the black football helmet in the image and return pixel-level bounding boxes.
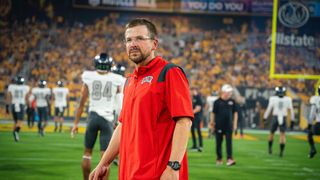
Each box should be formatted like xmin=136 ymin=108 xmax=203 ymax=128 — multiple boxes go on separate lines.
xmin=38 ymin=80 xmax=47 ymax=88
xmin=94 ymin=53 xmax=113 ymax=71
xmin=111 ymin=64 xmax=126 ymax=76
xmin=14 ymin=76 xmax=25 ymax=85
xmin=57 ymin=81 xmax=64 ymax=87
xmin=275 ymin=86 xmax=286 ymax=97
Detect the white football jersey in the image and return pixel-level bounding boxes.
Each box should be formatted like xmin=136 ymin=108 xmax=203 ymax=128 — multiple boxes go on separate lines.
xmin=114 ymin=76 xmax=126 ymax=116
xmin=207 ymin=95 xmax=218 ymax=113
xmin=263 ymin=96 xmax=294 ymax=125
xmin=82 ymin=71 xmax=124 ymax=121
xmin=8 ymin=84 xmax=30 ymax=105
xmin=309 ymin=95 xmax=320 ymax=123
xmin=52 ymin=87 xmax=69 ymax=108
xmin=32 ymin=87 xmax=51 ymax=107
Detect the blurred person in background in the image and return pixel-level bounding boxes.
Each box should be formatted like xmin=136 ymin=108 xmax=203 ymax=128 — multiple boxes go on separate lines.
xmin=264 ymin=86 xmax=294 ymax=157
xmin=52 ymin=80 xmax=69 ymax=132
xmin=307 ymin=85 xmax=320 ymax=158
xmin=210 ymin=84 xmax=238 ymax=166
xmin=111 ymin=64 xmax=126 ymax=126
xmin=32 ymin=80 xmax=51 ymax=136
xmin=6 ymin=76 xmax=30 ymax=142
xmin=205 ymin=91 xmax=218 ymax=138
xmin=110 ymin=63 xmax=127 ymax=166
xmin=190 ymin=87 xmax=204 ymax=152
xmin=234 ymin=96 xmax=246 ymax=138
xmin=26 ymin=92 xmax=36 ymax=128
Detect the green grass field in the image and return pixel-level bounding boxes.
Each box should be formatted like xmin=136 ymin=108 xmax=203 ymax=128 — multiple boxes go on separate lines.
xmin=0 ymin=130 xmax=319 ymax=180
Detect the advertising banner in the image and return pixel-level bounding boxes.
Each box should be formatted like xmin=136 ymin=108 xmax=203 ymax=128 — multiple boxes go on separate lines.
xmin=180 ymin=0 xmax=251 ymax=13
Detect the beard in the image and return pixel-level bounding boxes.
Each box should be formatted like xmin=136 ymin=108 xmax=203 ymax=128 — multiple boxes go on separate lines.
xmin=128 ymin=47 xmax=150 ymax=65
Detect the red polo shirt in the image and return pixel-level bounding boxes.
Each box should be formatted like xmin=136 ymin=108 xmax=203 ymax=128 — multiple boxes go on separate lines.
xmin=119 ymin=56 xmax=194 ymax=180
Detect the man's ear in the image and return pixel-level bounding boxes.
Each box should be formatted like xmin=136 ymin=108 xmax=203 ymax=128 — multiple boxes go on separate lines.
xmin=152 ymin=38 xmax=159 ymax=50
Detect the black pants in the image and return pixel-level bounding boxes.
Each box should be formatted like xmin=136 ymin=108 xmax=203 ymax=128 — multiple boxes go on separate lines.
xmin=85 ymin=112 xmax=114 ymax=151
xmin=37 ymin=107 xmax=48 ymax=131
xmin=27 ymin=107 xmax=35 ymax=127
xmin=215 ymin=129 xmax=233 ymax=160
xmin=236 ymin=110 xmax=244 ymax=135
xmin=191 ymin=117 xmax=203 ymax=148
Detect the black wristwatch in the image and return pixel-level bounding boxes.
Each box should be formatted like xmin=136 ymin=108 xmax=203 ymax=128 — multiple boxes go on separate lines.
xmin=167 ymin=161 xmax=181 ymax=171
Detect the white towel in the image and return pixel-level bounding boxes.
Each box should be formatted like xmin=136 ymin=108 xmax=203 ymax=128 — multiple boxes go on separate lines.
xmin=15 ymin=103 xmax=20 ymax=112
xmin=278 ymin=116 xmax=284 ymax=125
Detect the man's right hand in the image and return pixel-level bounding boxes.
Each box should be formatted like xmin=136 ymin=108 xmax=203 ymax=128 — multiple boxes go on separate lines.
xmin=71 ymin=124 xmax=78 ymax=138
xmin=89 ymin=164 xmax=109 ymax=180
xmin=209 ymin=123 xmax=215 ymax=134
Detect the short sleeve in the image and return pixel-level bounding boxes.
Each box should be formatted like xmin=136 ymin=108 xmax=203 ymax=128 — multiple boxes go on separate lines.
xmin=81 ymin=71 xmax=88 ymax=84
xmin=8 ymin=85 xmax=13 ymax=93
xmin=165 ymin=67 xmax=194 ymax=120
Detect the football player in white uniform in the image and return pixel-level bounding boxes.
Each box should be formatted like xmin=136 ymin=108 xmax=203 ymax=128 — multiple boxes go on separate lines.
xmin=264 ymin=86 xmax=294 ymax=157
xmin=308 ymin=85 xmax=320 ymax=158
xmin=6 ymin=76 xmax=30 ymax=142
xmin=205 ymin=92 xmax=218 ymax=138
xmin=72 ymin=53 xmax=124 ymax=180
xmin=111 ymin=64 xmax=126 ymax=125
xmin=32 ymin=80 xmax=51 ymax=136
xmin=52 ymin=81 xmax=69 ymax=132
xmin=110 ymin=64 xmax=126 ymax=166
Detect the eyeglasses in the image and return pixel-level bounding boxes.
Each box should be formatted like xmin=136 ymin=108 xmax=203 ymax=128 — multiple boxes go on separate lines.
xmin=123 ymin=36 xmax=154 ymax=45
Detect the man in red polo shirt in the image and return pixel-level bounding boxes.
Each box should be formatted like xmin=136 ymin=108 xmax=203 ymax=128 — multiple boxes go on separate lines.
xmin=90 ymin=18 xmax=194 ymax=180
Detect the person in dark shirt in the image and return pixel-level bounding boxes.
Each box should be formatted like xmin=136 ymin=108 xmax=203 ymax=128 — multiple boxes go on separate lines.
xmin=235 ymin=96 xmax=246 ymax=138
xmin=210 ymin=84 xmax=238 ymax=166
xmin=190 ymin=87 xmax=203 ymax=152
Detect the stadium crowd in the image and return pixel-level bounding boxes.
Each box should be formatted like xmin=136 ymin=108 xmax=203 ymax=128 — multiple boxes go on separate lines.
xmin=0 ymin=12 xmax=319 ymax=102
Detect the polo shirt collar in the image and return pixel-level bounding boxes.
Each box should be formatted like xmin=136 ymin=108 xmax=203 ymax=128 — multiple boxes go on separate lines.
xmin=134 ymin=56 xmax=160 ymax=76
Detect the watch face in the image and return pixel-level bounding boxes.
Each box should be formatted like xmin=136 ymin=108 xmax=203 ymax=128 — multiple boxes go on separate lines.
xmin=173 ymin=162 xmax=180 ymax=170
xmin=171 ymin=161 xmax=180 ymax=170
xmin=168 ymin=161 xmax=181 ymax=170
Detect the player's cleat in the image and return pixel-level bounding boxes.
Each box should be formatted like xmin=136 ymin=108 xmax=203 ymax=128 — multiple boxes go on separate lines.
xmin=13 ymin=131 xmax=19 ymax=142
xmin=268 ymin=147 xmax=272 ymax=155
xmin=39 ymin=129 xmax=45 ymax=137
xmin=198 ymin=147 xmax=203 ymax=152
xmin=216 ymin=159 xmax=223 ymax=165
xmin=226 ymin=159 xmax=236 ymax=166
xmin=309 ymin=149 xmax=317 ymax=159
xmin=189 ymin=147 xmax=198 ymax=152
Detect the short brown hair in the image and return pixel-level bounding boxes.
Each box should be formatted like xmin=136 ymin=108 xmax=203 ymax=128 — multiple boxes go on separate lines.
xmin=125 ymin=18 xmax=158 ymax=39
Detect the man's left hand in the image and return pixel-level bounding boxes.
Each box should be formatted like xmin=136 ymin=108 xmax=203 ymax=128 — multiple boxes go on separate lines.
xmin=160 ymin=166 xmax=179 ymax=180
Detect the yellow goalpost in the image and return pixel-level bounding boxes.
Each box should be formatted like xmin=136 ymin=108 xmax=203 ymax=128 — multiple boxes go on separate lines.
xmin=270 ymin=0 xmax=320 ymax=81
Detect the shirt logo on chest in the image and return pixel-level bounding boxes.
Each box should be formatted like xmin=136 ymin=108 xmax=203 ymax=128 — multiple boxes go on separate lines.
xmin=141 ymin=76 xmax=153 ymax=84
